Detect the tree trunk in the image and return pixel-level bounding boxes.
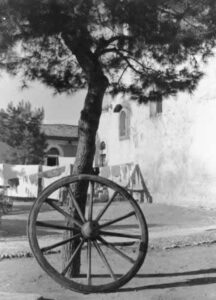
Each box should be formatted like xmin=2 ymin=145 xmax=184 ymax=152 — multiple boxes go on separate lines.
xmin=62 ymin=73 xmax=109 ymax=276
xmin=60 ymin=31 xmax=109 ymax=276
xmin=73 ymin=76 xmax=109 ymax=175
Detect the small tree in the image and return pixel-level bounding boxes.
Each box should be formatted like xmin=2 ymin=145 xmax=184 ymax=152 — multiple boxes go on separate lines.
xmin=1 ymin=0 xmax=216 ymax=275
xmin=0 ymin=101 xmax=47 ymax=164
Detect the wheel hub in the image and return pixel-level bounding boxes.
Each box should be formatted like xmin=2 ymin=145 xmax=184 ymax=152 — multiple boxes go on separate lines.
xmin=81 ymin=221 xmax=99 ymax=239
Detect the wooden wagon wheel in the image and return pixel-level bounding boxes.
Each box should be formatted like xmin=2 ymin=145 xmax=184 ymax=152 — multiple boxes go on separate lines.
xmin=28 ymin=174 xmax=148 ymax=293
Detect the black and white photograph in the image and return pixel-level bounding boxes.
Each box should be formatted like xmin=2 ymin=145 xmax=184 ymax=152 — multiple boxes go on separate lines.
xmin=1 ymin=1 xmax=216 ymax=299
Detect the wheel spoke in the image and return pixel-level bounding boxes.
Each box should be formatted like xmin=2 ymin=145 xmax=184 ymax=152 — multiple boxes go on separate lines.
xmin=61 ymin=238 xmax=85 ymax=276
xmin=99 ymin=230 xmax=141 ymax=240
xmin=93 ymin=240 xmax=117 ymax=281
xmin=36 ymin=221 xmax=74 ymax=231
xmin=88 ymin=181 xmax=94 ymax=221
xmin=95 ymin=190 xmax=119 ymax=222
xmin=46 ymin=198 xmax=82 ymax=228
xmin=41 ymin=233 xmax=82 ymax=253
xmin=97 ymin=236 xmax=135 ymax=264
xmin=87 ymin=240 xmax=92 ymax=285
xmin=67 ymin=186 xmax=86 ymax=223
xmin=98 ymin=211 xmax=136 ymax=230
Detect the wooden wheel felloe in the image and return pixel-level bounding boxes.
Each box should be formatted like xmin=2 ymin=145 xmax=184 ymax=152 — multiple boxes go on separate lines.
xmin=28 ymin=174 xmax=148 ymax=293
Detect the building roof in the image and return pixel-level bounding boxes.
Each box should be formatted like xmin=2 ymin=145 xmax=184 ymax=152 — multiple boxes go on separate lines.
xmin=41 ymin=124 xmax=78 ymax=139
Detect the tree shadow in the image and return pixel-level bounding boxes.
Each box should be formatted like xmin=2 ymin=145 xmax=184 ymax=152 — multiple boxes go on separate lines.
xmin=117 ymin=268 xmax=216 ymax=293
xmin=0 ymin=218 xmax=61 ymax=238
xmin=8 ymin=202 xmax=52 ymax=216
xmin=135 ymin=268 xmax=216 ymax=278
xmin=108 ymin=223 xmax=164 ymax=229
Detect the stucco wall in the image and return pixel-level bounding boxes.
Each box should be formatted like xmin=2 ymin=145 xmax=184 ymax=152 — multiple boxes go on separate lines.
xmin=97 ymin=55 xmax=216 ymax=207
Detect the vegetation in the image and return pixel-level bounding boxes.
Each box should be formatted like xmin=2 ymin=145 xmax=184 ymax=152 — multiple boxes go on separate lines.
xmin=0 ymin=101 xmax=47 ymax=164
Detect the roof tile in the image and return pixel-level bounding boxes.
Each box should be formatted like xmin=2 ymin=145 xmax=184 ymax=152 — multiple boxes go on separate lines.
xmin=41 ymin=124 xmax=78 ymax=138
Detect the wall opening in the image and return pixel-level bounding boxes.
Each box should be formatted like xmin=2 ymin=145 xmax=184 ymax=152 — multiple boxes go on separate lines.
xmin=119 ymin=109 xmax=130 ymax=140
xmin=46 ymin=147 xmax=60 ymax=166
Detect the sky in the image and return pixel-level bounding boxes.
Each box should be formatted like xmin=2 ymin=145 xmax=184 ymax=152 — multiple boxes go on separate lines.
xmin=0 ymin=71 xmax=85 ymax=125
xmin=1 ymin=53 xmax=216 ymax=128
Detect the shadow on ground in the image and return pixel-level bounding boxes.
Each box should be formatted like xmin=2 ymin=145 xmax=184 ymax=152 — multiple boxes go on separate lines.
xmin=0 ymin=219 xmax=60 ymax=238
xmin=117 ymin=268 xmax=216 ymax=293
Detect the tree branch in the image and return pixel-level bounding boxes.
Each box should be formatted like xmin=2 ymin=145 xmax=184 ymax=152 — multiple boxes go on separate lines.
xmin=95 ymin=35 xmax=132 ymax=57
xmin=117 ymin=65 xmax=129 ymax=84
xmin=99 ymin=46 xmax=158 ymax=76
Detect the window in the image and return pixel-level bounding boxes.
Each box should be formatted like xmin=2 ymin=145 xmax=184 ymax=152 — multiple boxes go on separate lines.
xmin=119 ymin=110 xmax=130 ymax=140
xmin=46 ymin=147 xmax=60 ymax=166
xmin=47 ymin=156 xmax=59 ymax=166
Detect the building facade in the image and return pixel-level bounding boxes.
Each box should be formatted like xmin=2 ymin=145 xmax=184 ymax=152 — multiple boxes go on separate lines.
xmin=41 ymin=124 xmax=78 ymax=166
xmin=96 ymin=87 xmax=216 ymax=206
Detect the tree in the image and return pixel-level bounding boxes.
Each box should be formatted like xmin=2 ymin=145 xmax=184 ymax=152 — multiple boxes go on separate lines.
xmin=1 ymin=0 xmax=216 ymax=275
xmin=0 ymin=101 xmax=47 ymax=164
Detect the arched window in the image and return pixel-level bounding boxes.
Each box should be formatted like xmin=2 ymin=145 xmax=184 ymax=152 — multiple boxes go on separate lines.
xmin=46 ymin=147 xmax=60 ymax=166
xmin=119 ymin=110 xmax=130 ymax=140
xmin=47 ymin=148 xmax=60 ymax=156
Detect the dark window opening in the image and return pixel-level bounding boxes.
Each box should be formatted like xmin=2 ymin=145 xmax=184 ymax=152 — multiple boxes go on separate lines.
xmin=47 ymin=156 xmax=59 ymax=166
xmin=46 ymin=147 xmax=60 ymax=166
xmin=113 ymin=104 xmax=123 ymax=113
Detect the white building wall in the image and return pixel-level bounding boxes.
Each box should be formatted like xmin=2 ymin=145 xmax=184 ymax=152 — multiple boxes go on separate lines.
xmin=98 ymin=107 xmax=135 ymax=166
xmin=97 ymin=54 xmax=216 ymax=207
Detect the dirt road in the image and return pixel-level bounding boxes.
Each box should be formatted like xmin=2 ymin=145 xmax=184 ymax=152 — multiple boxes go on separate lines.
xmin=0 ymin=243 xmax=216 ymax=300
xmin=1 ymin=201 xmax=216 ymax=299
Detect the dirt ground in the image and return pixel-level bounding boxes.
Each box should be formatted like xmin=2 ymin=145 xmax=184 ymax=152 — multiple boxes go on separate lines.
xmin=1 ymin=201 xmax=216 ymax=299
xmin=1 ymin=244 xmax=216 ymax=299
xmin=2 ymin=201 xmax=216 ymax=239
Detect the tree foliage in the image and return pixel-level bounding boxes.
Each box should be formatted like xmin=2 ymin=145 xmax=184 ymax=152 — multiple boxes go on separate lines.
xmin=0 ymin=0 xmax=216 ymax=102
xmin=0 ymin=101 xmax=47 ymax=164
